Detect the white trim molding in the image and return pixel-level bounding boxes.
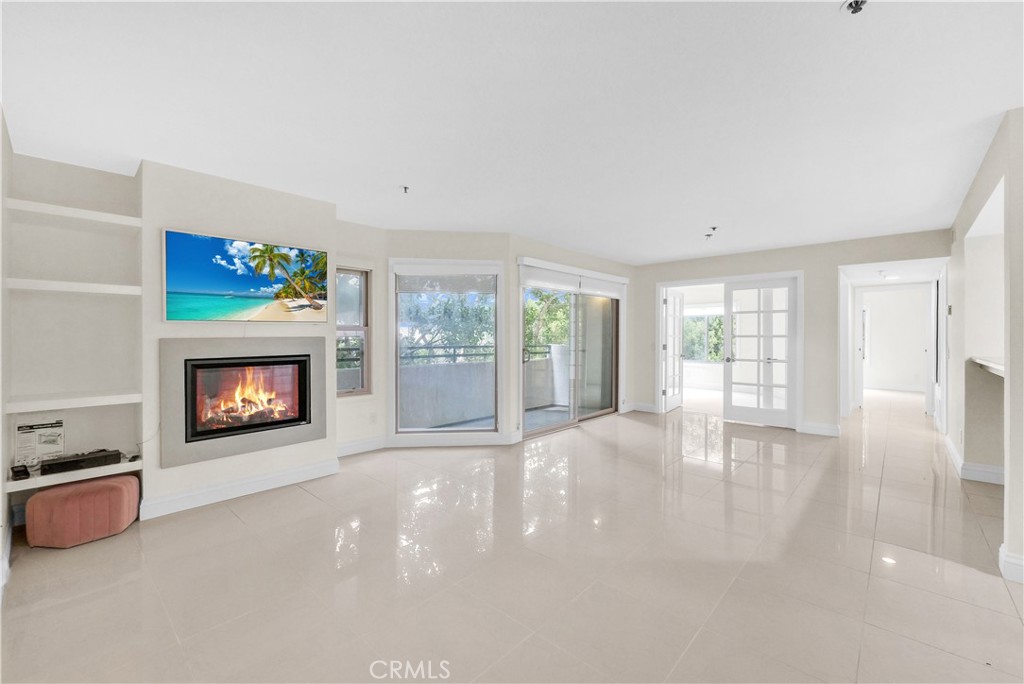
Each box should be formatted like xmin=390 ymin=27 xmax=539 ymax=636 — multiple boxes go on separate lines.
xmin=517 ymin=256 xmax=629 ymax=285
xmin=336 ymin=436 xmax=388 ymax=458
xmin=999 ymin=544 xmax=1023 ymax=583
xmin=387 ymin=430 xmax=522 ymax=449
xmin=139 ymin=458 xmax=339 ymax=520
xmin=961 ymin=462 xmax=1005 ymax=485
xmin=943 ymin=434 xmax=1005 ymax=484
xmin=623 ymin=402 xmax=660 ymax=414
xmin=798 ymin=422 xmax=841 ymax=437
xmin=944 ymin=434 xmax=965 ymax=476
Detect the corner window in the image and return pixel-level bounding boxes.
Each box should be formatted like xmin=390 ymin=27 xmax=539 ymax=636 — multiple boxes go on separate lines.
xmin=336 ymin=269 xmax=369 ymax=395
xmin=683 ymin=313 xmax=724 ymax=362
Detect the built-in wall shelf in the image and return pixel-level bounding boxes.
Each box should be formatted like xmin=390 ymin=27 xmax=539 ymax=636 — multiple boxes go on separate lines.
xmin=5 ymin=198 xmax=142 ymax=229
xmin=5 ymin=391 xmax=143 ymax=414
xmin=972 ymin=356 xmax=1005 ymax=378
xmin=5 ymin=278 xmax=142 ymax=296
xmin=5 ymin=459 xmax=142 ymax=493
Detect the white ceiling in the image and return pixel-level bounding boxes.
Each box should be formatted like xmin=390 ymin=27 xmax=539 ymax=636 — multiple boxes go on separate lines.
xmin=2 ymin=2 xmax=1021 ymax=265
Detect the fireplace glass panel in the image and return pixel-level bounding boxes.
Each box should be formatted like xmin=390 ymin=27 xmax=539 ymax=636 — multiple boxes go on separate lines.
xmin=186 ymin=355 xmax=310 ymax=442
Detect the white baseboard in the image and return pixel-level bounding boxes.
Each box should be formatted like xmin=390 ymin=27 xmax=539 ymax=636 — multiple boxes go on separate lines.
xmin=961 ymin=462 xmax=1005 ymax=485
xmin=999 ymin=544 xmax=1023 ymax=583
xmin=336 ymin=436 xmax=388 ymax=458
xmin=798 ymin=422 xmax=840 ymax=437
xmin=386 ymin=430 xmax=522 ymax=449
xmin=139 ymin=458 xmax=340 ymax=520
xmin=1 ymin=524 xmax=12 ymax=597
xmin=944 ymin=434 xmax=965 ymax=476
xmin=864 ymin=383 xmax=925 ymax=393
xmin=944 ymin=435 xmax=1004 ymax=484
xmin=624 ymin=402 xmax=660 ymax=414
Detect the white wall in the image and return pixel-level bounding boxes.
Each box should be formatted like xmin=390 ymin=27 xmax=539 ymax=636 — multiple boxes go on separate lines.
xmin=862 ymin=285 xmax=930 ymax=393
xmin=964 ymin=233 xmax=1005 ymax=360
xmin=946 ymin=108 xmax=1023 ymax=581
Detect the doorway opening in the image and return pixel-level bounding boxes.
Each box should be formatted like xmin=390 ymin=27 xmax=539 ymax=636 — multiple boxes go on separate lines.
xmin=665 ymin=283 xmax=725 ymax=416
xmin=838 ymin=258 xmax=948 ymax=424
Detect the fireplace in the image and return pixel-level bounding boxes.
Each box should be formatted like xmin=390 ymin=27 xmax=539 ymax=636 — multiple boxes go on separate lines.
xmin=160 ymin=337 xmax=327 ymax=468
xmin=185 ymin=355 xmax=311 ymax=442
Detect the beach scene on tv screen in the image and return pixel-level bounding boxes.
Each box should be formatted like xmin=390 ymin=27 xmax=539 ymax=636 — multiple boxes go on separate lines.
xmin=165 ymin=230 xmax=328 ymax=322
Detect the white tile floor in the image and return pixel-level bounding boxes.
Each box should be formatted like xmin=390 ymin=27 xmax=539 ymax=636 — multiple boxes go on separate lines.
xmin=2 ymin=390 xmax=1021 ymax=683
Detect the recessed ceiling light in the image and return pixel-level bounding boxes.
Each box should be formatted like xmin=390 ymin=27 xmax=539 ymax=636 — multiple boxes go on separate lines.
xmin=881 ymin=556 xmax=896 ymax=565
xmin=840 ymin=0 xmax=867 ymax=15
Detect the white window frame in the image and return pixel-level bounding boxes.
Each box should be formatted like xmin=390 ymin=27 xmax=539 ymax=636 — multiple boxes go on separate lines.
xmin=336 ymin=267 xmax=370 ymax=397
xmin=387 ymin=259 xmax=507 ymax=446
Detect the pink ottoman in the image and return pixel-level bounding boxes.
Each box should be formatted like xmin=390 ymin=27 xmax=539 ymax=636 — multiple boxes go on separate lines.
xmin=27 ymin=475 xmax=139 ymax=548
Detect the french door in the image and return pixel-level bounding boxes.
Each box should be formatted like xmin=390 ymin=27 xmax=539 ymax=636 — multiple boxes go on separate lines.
xmin=663 ymin=293 xmax=684 ymax=411
xmin=723 ymin=278 xmax=796 ymax=428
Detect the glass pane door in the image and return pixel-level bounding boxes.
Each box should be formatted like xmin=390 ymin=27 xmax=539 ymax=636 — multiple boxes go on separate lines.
xmin=723 ymin=279 xmax=796 ymax=428
xmin=523 ymin=287 xmax=575 ymax=433
xmin=577 ymin=295 xmax=617 ymax=419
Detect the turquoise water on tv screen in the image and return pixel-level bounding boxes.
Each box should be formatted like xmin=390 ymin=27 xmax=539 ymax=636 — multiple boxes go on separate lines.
xmin=166 ymin=292 xmax=271 ymax=321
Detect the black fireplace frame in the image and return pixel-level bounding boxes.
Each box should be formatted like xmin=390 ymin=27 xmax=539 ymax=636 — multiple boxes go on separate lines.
xmin=184 ymin=354 xmax=312 ymax=443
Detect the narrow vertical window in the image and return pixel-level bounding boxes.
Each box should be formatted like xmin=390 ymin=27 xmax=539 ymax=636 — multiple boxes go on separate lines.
xmin=336 ymin=269 xmax=369 ymax=395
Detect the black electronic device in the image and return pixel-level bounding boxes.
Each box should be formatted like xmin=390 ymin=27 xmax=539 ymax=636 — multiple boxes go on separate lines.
xmin=10 ymin=465 xmax=30 ymax=481
xmin=40 ymin=449 xmax=122 ymax=475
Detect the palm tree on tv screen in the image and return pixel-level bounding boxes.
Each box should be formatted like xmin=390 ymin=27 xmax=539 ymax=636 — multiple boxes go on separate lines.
xmin=248 ymin=243 xmax=324 ymax=311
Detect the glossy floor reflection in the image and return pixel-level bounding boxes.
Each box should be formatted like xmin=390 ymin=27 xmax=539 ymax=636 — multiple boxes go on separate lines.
xmin=2 ymin=390 xmax=1021 ymax=683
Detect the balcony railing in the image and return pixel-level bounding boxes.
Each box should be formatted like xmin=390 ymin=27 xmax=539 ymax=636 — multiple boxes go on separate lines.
xmin=399 ymin=344 xmax=495 ymax=364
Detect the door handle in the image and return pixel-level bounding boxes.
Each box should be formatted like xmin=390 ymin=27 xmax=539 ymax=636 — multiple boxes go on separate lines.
xmin=522 ymin=348 xmax=529 ymax=364
xmin=725 ymin=357 xmax=733 ymax=363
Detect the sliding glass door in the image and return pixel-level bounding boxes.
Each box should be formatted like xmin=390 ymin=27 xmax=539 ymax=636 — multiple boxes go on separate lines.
xmin=577 ymin=294 xmax=617 ymax=419
xmin=522 ymin=288 xmax=618 ymax=435
xmin=523 ymin=287 xmax=575 ymax=433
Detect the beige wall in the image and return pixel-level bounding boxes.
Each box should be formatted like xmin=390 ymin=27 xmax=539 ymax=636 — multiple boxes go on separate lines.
xmin=10 ymin=154 xmax=139 ymax=217
xmin=334 ymin=229 xmax=636 ymax=450
xmin=964 ymin=233 xmax=1005 ymax=360
xmin=139 ymin=162 xmax=340 ymax=503
xmin=631 ymin=230 xmax=951 ymax=430
xmin=947 ymin=108 xmax=1023 ymax=572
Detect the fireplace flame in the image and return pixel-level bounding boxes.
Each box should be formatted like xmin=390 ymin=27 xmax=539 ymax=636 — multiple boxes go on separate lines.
xmin=201 ymin=366 xmax=291 ymax=427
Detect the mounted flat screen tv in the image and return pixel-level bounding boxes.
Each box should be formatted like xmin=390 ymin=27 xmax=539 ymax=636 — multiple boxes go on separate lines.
xmin=164 ymin=230 xmax=328 ymax=322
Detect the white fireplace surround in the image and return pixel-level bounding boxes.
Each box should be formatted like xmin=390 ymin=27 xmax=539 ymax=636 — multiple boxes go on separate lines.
xmin=159 ymin=337 xmax=327 ymax=468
